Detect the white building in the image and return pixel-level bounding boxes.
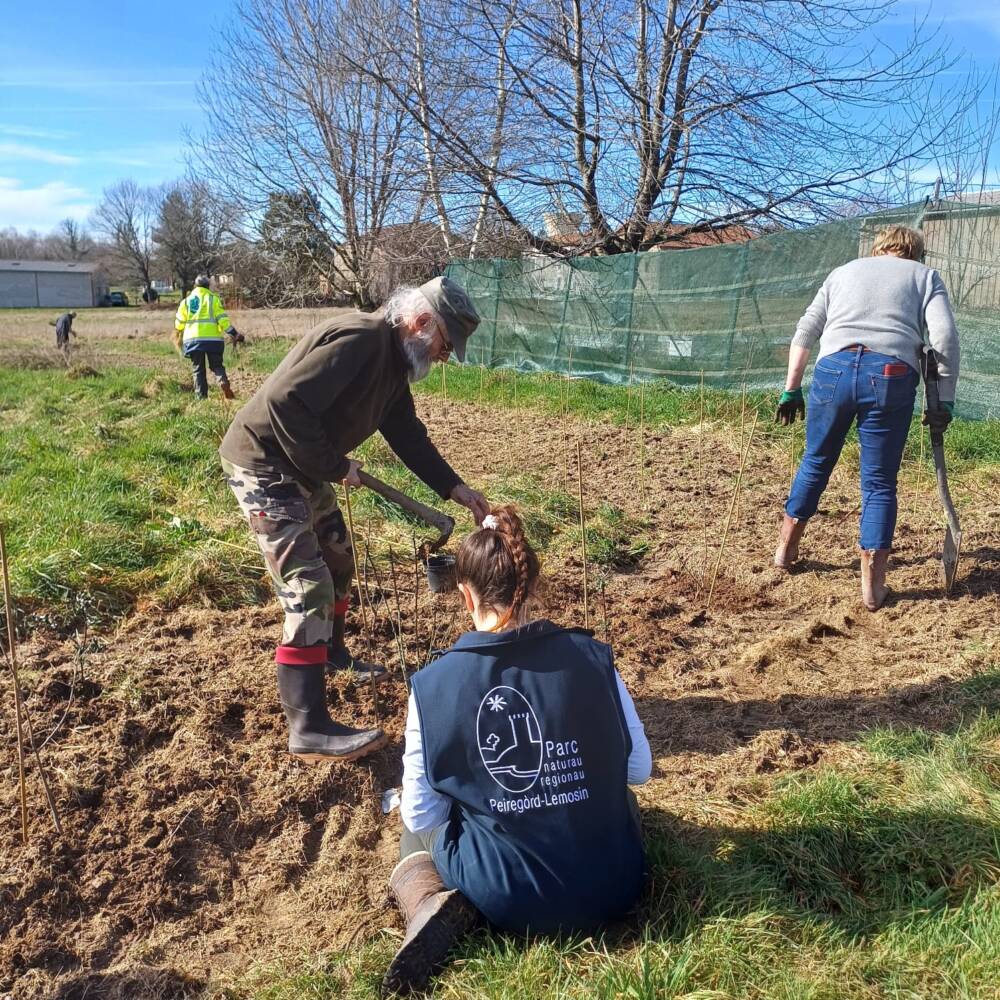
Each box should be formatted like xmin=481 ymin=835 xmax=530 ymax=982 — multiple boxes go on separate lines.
xmin=0 ymin=260 xmax=109 ymax=308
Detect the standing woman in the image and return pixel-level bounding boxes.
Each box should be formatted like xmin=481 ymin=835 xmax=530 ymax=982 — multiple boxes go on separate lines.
xmin=774 ymin=225 xmax=959 ymax=610
xmin=382 ymin=506 xmax=650 ymax=995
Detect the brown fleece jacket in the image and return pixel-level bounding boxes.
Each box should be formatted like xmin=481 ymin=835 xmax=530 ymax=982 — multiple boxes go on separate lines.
xmin=219 ymin=311 xmax=461 ymax=497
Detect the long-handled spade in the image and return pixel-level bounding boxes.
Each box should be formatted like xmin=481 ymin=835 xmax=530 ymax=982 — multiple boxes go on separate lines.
xmin=922 ymin=348 xmax=962 ymax=592
xmin=356 ymin=472 xmax=455 ymax=557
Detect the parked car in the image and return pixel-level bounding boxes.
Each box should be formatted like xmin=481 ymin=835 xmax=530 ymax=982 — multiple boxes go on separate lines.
xmin=108 ymin=291 xmax=129 ymax=306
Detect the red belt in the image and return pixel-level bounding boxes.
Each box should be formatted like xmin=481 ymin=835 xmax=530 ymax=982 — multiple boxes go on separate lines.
xmin=842 ymin=344 xmax=871 ymax=352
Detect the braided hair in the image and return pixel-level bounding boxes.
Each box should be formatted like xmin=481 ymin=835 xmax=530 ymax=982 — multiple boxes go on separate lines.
xmin=454 ymin=505 xmax=540 ymax=629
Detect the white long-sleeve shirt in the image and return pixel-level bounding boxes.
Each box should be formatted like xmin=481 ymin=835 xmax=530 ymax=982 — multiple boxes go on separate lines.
xmin=401 ymin=669 xmax=652 ymax=833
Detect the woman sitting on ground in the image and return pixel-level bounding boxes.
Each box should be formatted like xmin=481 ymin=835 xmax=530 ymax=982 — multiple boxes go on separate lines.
xmin=382 ymin=506 xmax=652 ymax=995
xmin=774 ymin=224 xmax=960 ymax=610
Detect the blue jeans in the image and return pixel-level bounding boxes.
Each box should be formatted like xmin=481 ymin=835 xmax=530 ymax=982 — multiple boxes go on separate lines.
xmin=786 ymin=348 xmax=919 ymax=550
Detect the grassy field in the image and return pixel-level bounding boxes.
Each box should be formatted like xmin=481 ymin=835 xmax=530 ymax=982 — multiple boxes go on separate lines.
xmin=1 ymin=325 xmax=999 ymax=999
xmin=0 ymin=347 xmax=651 ymax=629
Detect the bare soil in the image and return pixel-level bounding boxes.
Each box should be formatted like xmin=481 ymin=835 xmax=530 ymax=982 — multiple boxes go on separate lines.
xmin=2 ymin=393 xmax=998 ymax=999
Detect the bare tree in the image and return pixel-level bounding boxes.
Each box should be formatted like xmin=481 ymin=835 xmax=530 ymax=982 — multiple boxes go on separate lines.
xmin=349 ymin=0 xmax=988 ymax=255
xmin=55 ymin=218 xmax=93 ymax=261
xmin=155 ymin=180 xmax=238 ymax=293
xmin=197 ymin=0 xmax=423 ymax=306
xmin=0 ymin=228 xmax=45 ymax=259
xmin=91 ymin=180 xmax=157 ymax=289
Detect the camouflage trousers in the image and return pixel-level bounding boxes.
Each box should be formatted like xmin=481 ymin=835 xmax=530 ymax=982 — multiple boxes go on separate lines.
xmin=222 ymin=458 xmax=354 ymax=647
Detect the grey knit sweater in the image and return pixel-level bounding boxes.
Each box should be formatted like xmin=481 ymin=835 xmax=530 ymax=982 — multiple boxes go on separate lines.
xmin=791 ymin=255 xmax=960 ymax=402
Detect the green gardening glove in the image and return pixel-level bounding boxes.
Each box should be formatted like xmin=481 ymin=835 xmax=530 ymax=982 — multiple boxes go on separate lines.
xmin=776 ymin=388 xmax=805 ymax=426
xmin=921 ymin=400 xmax=954 ymax=435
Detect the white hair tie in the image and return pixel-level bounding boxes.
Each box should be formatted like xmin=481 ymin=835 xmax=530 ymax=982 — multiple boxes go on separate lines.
xmin=481 ymin=515 xmax=499 ymax=530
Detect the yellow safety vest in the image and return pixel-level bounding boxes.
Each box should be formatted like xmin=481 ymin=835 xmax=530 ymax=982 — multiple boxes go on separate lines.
xmin=175 ymin=285 xmax=232 ymax=352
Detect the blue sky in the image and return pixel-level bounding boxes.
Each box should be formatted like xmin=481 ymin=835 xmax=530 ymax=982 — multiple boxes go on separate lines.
xmin=0 ymin=0 xmax=998 ymax=232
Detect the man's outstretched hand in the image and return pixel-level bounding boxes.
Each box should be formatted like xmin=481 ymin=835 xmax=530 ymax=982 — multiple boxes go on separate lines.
xmin=450 ymin=484 xmax=490 ymax=525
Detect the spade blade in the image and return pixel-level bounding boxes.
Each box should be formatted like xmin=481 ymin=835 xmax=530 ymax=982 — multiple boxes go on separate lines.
xmin=941 ymin=522 xmax=962 ymax=594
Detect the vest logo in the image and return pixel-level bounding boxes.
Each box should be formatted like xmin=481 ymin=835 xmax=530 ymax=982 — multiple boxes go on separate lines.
xmin=477 ymin=685 xmax=543 ymax=793
xmin=189 ymin=295 xmax=200 ymax=312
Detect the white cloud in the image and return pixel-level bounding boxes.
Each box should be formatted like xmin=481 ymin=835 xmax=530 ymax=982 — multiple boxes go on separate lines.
xmin=0 ymin=142 xmax=79 ymax=166
xmin=91 ymin=141 xmax=186 ymax=170
xmin=0 ymin=125 xmax=76 ymax=140
xmin=0 ymin=74 xmax=195 ymax=89
xmin=0 ymin=178 xmax=93 ymax=231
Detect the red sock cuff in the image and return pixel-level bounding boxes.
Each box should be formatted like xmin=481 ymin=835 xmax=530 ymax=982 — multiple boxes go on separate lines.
xmin=275 ymin=644 xmax=328 ymax=665
xmin=333 ymin=597 xmax=350 ymax=616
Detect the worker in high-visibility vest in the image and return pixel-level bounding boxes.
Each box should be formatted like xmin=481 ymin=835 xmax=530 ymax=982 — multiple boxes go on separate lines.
xmin=174 ymin=274 xmax=244 ymax=400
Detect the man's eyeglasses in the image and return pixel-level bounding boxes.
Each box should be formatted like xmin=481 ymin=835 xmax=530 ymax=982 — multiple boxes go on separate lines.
xmin=437 ymin=320 xmax=453 ymax=354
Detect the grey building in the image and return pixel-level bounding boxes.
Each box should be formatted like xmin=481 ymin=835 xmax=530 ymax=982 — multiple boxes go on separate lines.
xmin=0 ymin=260 xmax=109 ymax=308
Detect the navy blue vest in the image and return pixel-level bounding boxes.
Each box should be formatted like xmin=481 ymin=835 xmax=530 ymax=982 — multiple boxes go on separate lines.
xmin=411 ymin=620 xmax=645 ymax=933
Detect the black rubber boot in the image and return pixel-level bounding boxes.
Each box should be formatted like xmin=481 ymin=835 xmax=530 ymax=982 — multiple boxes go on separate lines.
xmin=381 ymin=852 xmax=477 ymax=996
xmin=276 ymin=658 xmax=386 ymax=762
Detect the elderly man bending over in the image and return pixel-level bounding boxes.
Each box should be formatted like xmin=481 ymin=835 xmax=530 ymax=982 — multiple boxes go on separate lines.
xmin=220 ymin=277 xmax=490 ymax=762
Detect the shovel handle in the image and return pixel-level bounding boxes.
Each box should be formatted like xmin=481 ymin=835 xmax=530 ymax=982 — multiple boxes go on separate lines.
xmin=922 ymin=348 xmax=947 ymax=448
xmin=356 ymin=470 xmax=455 ymax=553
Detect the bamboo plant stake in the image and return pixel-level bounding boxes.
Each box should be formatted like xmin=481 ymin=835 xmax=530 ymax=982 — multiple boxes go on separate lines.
xmin=623 ymin=358 xmax=635 ymax=435
xmin=341 ymin=486 xmax=380 ymax=723
xmin=1 ymin=525 xmax=62 ymax=837
xmin=1 ymin=525 xmax=28 ymax=843
xmin=736 ymin=382 xmax=748 ymax=524
xmin=638 ymin=382 xmax=646 ymax=505
xmin=699 ymin=370 xmax=707 ymax=588
xmin=411 ymin=534 xmax=421 ymax=661
xmin=706 ymin=412 xmax=759 ymax=613
xmin=577 ymin=440 xmax=590 ymax=629
xmin=388 ymin=547 xmax=410 ymax=690
xmin=566 ymin=347 xmax=574 ymax=413
xmin=911 ymin=399 xmax=926 ymax=517
xmin=365 ymin=548 xmax=408 ymax=689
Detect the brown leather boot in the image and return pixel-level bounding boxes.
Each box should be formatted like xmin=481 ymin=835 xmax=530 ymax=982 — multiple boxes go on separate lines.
xmin=860 ymin=548 xmax=890 ymax=611
xmin=774 ymin=514 xmax=807 ymax=570
xmin=220 ymin=382 xmax=236 ymax=400
xmin=382 ymin=852 xmax=477 ymax=997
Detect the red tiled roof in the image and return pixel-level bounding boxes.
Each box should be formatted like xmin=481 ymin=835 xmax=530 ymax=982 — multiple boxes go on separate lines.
xmin=648 ymin=223 xmax=756 ymax=249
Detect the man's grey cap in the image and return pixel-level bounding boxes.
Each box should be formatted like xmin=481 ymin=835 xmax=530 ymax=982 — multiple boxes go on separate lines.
xmin=195 ymin=274 xmax=211 ymax=288
xmin=418 ymin=276 xmax=480 ymax=363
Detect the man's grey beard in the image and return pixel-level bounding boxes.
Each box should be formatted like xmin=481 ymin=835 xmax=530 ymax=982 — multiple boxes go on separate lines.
xmin=402 ymin=330 xmax=436 ymax=382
